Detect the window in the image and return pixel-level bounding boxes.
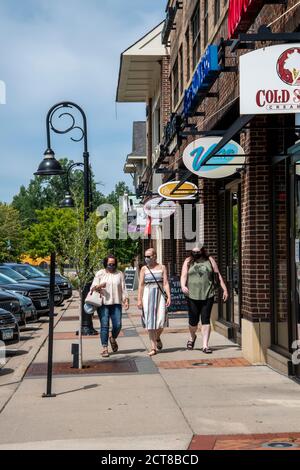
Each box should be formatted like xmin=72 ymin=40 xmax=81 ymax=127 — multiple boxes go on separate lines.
xmin=185 ymin=28 xmax=190 ymax=83
xmin=172 ymin=57 xmax=179 ymax=107
xmin=204 ymin=0 xmax=209 ymax=46
xmin=191 ymin=4 xmax=201 ymax=70
xmin=179 ymin=45 xmax=184 ymax=96
xmin=214 ymin=0 xmax=221 ymax=26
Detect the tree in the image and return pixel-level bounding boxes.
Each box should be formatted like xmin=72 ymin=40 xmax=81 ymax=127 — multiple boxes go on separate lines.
xmin=60 ymin=207 xmax=105 ymax=369
xmin=25 ymin=207 xmax=78 ymax=274
xmin=0 ymin=204 xmax=24 ymax=262
xmin=12 ymin=158 xmax=105 ymax=227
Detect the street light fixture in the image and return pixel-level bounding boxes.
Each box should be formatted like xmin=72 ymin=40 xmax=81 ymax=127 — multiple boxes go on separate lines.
xmin=60 ymin=192 xmax=75 ymax=209
xmin=35 ymin=149 xmax=65 ymax=177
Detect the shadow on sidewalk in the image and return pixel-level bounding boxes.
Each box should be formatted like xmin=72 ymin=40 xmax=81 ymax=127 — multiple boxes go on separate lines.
xmin=0 ymin=368 xmax=14 ymax=377
xmin=55 ymin=384 xmax=99 ymax=397
xmin=6 ymin=349 xmax=28 ymax=358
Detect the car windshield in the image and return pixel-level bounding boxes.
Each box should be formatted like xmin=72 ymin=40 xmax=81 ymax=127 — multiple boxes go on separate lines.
xmin=13 ymin=265 xmax=42 ymax=279
xmin=0 ymin=273 xmax=17 ymax=285
xmin=28 ymin=266 xmax=48 ymax=277
xmin=0 ymin=267 xmax=27 ymax=282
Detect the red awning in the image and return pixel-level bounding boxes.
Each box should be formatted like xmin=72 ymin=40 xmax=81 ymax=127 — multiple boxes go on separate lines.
xmin=228 ymin=0 xmax=265 ymax=39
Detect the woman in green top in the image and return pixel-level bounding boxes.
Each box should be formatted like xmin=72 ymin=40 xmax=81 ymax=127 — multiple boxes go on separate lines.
xmin=181 ymin=246 xmax=228 ymax=353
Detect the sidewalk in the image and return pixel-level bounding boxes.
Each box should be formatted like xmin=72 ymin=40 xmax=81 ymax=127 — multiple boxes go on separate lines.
xmin=0 ymin=292 xmax=300 ymax=450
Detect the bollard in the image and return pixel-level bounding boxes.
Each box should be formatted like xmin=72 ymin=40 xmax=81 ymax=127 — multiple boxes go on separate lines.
xmin=71 ymin=343 xmax=79 ymax=369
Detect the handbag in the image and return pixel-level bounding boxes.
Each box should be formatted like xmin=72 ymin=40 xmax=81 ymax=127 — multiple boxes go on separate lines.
xmin=84 ymin=302 xmax=96 ymax=315
xmin=84 ymin=275 xmax=104 ymax=308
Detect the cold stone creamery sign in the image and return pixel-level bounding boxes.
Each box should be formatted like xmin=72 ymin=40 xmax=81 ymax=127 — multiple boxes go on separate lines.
xmin=183 ymin=137 xmax=245 ymax=179
xmin=240 ymin=44 xmax=300 ymax=115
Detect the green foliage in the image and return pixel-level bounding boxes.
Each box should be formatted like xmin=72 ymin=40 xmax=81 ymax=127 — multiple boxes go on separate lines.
xmin=25 ymin=207 xmax=77 ymax=272
xmin=0 ymin=204 xmax=24 ymax=262
xmin=12 ymin=158 xmax=105 ymax=227
xmin=60 ymin=207 xmax=105 ymax=292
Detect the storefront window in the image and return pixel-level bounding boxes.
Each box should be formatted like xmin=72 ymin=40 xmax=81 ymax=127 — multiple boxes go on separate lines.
xmin=273 ymin=161 xmax=289 ymax=351
xmin=294 ymin=163 xmax=300 ymax=343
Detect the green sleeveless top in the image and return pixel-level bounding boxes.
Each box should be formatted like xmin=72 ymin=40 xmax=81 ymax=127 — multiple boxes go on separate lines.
xmin=187 ymin=259 xmax=215 ymax=301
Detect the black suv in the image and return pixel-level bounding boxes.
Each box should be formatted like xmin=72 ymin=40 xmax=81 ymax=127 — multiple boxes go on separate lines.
xmin=0 ymin=273 xmax=50 ymax=318
xmin=0 ymin=308 xmax=19 ymax=346
xmin=2 ymin=264 xmax=65 ymax=306
xmin=0 ymin=290 xmax=25 ymax=330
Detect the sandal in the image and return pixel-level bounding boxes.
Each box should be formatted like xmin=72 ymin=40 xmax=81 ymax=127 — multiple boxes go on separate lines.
xmin=156 ymin=338 xmax=163 ymax=351
xmin=187 ymin=335 xmax=197 ymax=350
xmin=202 ymin=347 xmax=213 ymax=354
xmin=101 ymin=349 xmax=110 ymax=358
xmin=148 ymin=349 xmax=157 ymax=357
xmin=109 ymin=337 xmax=119 ymax=353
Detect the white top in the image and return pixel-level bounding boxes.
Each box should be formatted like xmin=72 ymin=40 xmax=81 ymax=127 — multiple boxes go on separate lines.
xmin=93 ymin=269 xmax=129 ymax=306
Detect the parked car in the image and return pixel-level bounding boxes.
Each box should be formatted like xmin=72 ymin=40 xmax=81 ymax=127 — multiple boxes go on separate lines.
xmin=3 ymin=290 xmax=38 ymax=323
xmin=0 ymin=308 xmax=19 ymax=346
xmin=0 ymin=265 xmax=63 ymax=307
xmin=0 ymin=273 xmax=49 ymax=318
xmin=0 ymin=290 xmax=25 ymax=330
xmin=1 ymin=264 xmax=65 ymax=305
xmin=25 ymin=265 xmax=73 ymax=300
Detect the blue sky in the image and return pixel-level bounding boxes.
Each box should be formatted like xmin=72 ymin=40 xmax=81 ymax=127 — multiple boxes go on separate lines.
xmin=0 ymin=0 xmax=164 ymax=202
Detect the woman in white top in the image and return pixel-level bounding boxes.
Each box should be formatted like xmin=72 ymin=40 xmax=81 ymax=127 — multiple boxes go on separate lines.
xmin=92 ymin=255 xmax=129 ymax=358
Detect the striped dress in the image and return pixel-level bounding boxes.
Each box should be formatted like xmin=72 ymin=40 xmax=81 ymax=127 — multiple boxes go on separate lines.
xmin=142 ymin=270 xmax=168 ymax=330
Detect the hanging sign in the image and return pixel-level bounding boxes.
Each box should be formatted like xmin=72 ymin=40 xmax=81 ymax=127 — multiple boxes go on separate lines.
xmin=228 ymin=0 xmax=264 ymax=39
xmin=183 ymin=137 xmax=245 ymax=179
xmin=184 ymin=45 xmax=220 ymax=117
xmin=158 ymin=181 xmax=198 ymax=200
xmin=143 ymin=197 xmax=176 ymax=220
xmin=240 ymin=44 xmax=300 ymax=115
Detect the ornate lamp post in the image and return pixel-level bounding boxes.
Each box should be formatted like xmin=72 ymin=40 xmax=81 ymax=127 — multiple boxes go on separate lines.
xmin=35 ymin=102 xmax=97 ymax=336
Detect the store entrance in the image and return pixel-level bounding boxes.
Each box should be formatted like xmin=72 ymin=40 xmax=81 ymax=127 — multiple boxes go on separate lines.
xmin=218 ymin=181 xmax=242 ymax=343
xmin=289 ymin=147 xmax=300 ymax=379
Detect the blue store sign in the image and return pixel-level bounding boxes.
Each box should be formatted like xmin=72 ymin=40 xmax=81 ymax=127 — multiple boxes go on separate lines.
xmin=184 ymin=45 xmax=220 ymax=117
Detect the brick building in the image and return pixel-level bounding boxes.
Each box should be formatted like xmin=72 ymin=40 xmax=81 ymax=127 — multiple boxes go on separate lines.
xmin=117 ymin=0 xmax=300 ymax=379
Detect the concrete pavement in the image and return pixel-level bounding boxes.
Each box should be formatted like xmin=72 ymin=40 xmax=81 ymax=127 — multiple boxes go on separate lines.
xmin=0 ymin=292 xmax=300 ymax=450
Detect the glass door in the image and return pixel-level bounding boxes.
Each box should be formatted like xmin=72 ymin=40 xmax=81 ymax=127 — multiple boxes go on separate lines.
xmin=289 ymin=151 xmax=300 ymax=378
xmin=218 ymin=184 xmax=242 ymax=343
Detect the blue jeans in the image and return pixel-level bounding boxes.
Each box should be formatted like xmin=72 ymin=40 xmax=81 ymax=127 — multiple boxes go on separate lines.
xmin=97 ymin=304 xmax=122 ymax=347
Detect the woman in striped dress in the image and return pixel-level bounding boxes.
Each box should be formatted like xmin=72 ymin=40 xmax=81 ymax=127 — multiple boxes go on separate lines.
xmin=138 ymin=248 xmax=171 ymax=356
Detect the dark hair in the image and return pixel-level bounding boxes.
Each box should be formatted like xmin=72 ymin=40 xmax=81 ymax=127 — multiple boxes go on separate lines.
xmin=103 ymin=254 xmax=118 ymax=269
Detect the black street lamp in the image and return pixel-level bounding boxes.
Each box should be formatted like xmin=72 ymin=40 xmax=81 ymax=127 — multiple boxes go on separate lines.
xmin=35 ymin=101 xmax=97 ymax=337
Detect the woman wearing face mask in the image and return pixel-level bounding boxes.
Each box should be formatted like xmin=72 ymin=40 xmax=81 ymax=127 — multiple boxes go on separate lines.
xmin=92 ymin=255 xmax=129 ymax=358
xmin=137 ymin=248 xmax=171 ymax=356
xmin=181 ymin=246 xmax=228 ymax=354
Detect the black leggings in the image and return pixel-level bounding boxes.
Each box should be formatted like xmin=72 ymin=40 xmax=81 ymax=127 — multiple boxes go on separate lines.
xmin=188 ymin=297 xmax=214 ymax=326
